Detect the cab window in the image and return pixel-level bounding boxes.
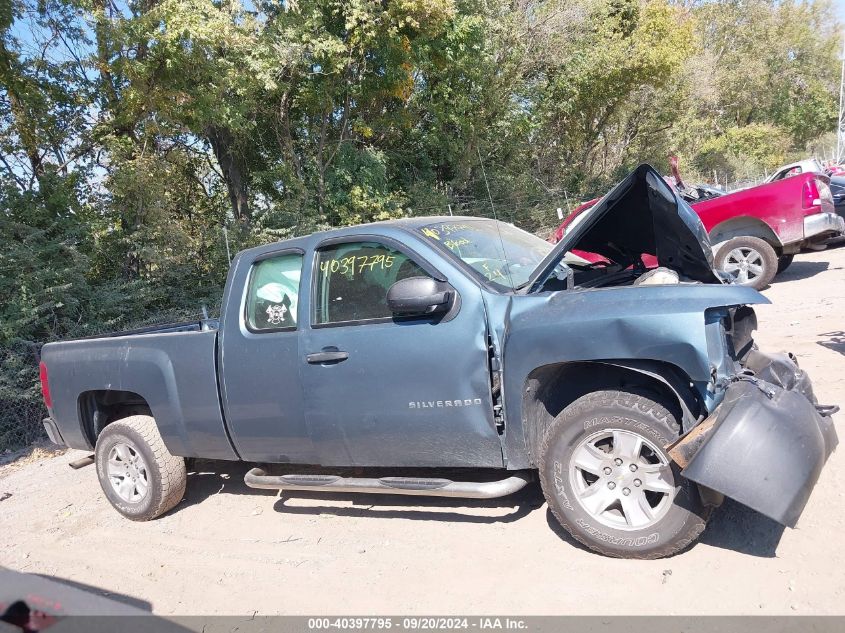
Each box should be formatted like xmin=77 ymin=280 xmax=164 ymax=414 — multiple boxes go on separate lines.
xmin=245 ymin=252 xmax=303 ymax=331
xmin=774 ymin=167 xmax=801 ymax=181
xmin=313 ymin=241 xmax=428 ymax=325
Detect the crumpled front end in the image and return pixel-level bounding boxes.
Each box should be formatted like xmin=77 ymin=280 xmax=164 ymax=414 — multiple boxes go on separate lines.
xmin=670 ymin=350 xmax=838 ymax=527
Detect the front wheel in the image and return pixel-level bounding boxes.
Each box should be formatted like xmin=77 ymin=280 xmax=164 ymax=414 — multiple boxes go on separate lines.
xmin=539 ymin=390 xmax=710 ymax=559
xmin=714 ymin=236 xmax=778 ymax=290
xmin=95 ymin=415 xmax=187 ymax=521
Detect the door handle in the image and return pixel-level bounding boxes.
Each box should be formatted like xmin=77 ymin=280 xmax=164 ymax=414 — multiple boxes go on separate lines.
xmin=306 ymin=351 xmax=349 ymax=364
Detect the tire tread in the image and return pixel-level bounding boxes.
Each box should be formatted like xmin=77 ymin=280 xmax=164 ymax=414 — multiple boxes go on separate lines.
xmin=539 ymin=389 xmax=711 ymax=559
xmin=97 ymin=415 xmax=186 ymax=521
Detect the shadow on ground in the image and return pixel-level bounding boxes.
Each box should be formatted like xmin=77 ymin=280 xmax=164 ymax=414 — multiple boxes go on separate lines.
xmin=543 ymin=509 xmax=601 ymax=555
xmin=775 ymin=260 xmax=830 ymax=283
xmin=698 ymin=498 xmax=785 ymax=557
xmin=272 ymin=483 xmax=544 ymax=525
xmin=180 ymin=461 xmax=787 ymax=557
xmin=31 ymin=574 xmax=152 ymax=612
xmin=817 ymin=331 xmax=845 ymax=357
xmin=180 ymin=460 xmax=545 ymax=524
xmin=541 ymin=486 xmax=783 ymax=558
xmin=178 ymin=460 xmax=276 ymax=511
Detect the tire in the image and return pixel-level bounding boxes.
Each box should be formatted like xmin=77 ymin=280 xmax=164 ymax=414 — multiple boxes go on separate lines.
xmin=714 ymin=236 xmax=778 ymax=290
xmin=95 ymin=415 xmax=186 ymax=521
xmin=777 ymin=254 xmax=794 ymax=274
xmin=539 ymin=390 xmax=710 ymax=559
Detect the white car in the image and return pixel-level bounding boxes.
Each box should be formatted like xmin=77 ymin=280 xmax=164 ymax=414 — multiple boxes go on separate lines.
xmin=765 ymin=158 xmax=825 ymax=183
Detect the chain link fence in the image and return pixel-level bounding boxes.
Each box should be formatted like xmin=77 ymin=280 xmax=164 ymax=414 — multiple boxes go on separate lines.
xmin=0 ymin=341 xmax=46 ymax=452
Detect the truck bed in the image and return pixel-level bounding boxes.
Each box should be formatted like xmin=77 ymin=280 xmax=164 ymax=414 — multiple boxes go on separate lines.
xmin=40 ymin=326 xmax=238 ymax=460
xmin=68 ymin=318 xmax=220 ymax=340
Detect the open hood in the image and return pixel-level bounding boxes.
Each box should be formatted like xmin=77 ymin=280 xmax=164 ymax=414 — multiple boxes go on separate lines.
xmin=528 ymin=164 xmax=721 ymax=290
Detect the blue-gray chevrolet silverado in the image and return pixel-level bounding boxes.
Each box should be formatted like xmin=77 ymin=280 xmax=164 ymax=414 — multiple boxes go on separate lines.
xmin=39 ymin=166 xmax=838 ymax=558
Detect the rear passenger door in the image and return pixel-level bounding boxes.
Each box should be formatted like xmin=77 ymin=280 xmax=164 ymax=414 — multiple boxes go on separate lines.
xmin=219 ymin=249 xmax=316 ymax=463
xmin=300 ymin=236 xmax=503 ymax=468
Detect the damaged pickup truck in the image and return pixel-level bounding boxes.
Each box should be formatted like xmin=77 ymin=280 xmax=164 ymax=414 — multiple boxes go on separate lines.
xmin=39 ymin=165 xmax=837 ymax=558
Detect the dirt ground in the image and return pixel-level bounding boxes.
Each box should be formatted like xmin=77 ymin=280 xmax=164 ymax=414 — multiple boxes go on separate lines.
xmin=2 ymin=245 xmax=844 ymax=616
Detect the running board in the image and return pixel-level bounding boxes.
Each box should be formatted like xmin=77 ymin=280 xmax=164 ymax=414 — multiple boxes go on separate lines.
xmin=244 ymin=468 xmax=533 ymax=499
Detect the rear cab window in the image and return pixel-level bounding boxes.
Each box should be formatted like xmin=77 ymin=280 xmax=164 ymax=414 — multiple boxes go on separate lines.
xmin=245 ymin=252 xmax=303 ymax=331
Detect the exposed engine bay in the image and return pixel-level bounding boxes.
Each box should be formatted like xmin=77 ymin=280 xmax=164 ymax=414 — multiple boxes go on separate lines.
xmin=532 ymin=164 xmax=723 ymax=293
xmin=541 ymin=261 xmax=688 ymax=290
xmin=573 ymin=263 xmax=685 ymax=289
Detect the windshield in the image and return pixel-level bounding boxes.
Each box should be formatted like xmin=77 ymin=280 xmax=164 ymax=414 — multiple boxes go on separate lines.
xmin=417 ymin=219 xmax=554 ymax=290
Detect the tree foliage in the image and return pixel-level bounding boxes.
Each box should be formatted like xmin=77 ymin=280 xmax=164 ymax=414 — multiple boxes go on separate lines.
xmin=1 ymin=0 xmax=841 ymax=359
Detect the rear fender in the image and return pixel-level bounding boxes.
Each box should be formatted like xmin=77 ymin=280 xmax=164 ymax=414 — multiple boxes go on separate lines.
xmin=40 ymin=332 xmax=237 ymax=460
xmin=709 ymin=216 xmax=782 ymax=249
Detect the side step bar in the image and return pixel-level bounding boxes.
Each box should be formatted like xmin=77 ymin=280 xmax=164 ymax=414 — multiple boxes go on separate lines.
xmin=244 ymin=468 xmax=533 ymax=499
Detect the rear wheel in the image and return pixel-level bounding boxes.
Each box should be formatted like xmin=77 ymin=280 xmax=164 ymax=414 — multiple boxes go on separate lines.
xmin=777 ymin=254 xmax=794 ymax=274
xmin=539 ymin=390 xmax=710 ymax=559
xmin=714 ymin=236 xmax=778 ymax=290
xmin=94 ymin=415 xmax=186 ymax=521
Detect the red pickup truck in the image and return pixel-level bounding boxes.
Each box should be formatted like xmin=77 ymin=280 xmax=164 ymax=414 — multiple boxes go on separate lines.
xmin=552 ymin=171 xmax=844 ymax=289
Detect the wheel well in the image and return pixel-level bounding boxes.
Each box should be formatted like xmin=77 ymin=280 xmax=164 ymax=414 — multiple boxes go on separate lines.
xmin=709 ymin=216 xmax=782 ymax=252
xmin=521 ymin=361 xmax=702 ymax=467
xmin=78 ymin=390 xmax=152 ymax=447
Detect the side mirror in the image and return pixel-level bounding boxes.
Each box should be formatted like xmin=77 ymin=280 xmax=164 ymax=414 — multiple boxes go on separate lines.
xmin=387 ymin=277 xmax=453 ymax=317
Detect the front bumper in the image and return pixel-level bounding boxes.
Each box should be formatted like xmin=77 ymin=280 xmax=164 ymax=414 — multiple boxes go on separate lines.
xmin=803 ymin=212 xmax=845 ymax=242
xmin=670 ymin=352 xmax=837 ymax=527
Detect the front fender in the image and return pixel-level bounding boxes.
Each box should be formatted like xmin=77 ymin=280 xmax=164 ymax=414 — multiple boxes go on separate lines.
xmin=500 ymin=284 xmax=768 ymax=469
xmin=593 ymin=360 xmax=702 ymax=430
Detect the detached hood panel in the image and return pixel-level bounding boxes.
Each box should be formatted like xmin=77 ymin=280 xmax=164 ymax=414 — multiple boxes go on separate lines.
xmin=531 ymin=164 xmax=721 ymax=289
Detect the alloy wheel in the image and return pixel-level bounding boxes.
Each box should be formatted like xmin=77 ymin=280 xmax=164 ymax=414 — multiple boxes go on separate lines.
xmin=722 ymin=247 xmax=765 ymax=285
xmin=106 ymin=442 xmax=149 ymax=503
xmin=569 ymin=429 xmax=676 ymax=530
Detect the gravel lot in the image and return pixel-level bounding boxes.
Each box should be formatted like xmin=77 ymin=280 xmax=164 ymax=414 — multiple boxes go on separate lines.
xmin=2 ymin=245 xmax=844 ymax=616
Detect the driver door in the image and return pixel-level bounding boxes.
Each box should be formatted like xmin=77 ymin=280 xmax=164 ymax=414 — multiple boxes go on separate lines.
xmin=300 ymin=236 xmax=503 ymax=468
